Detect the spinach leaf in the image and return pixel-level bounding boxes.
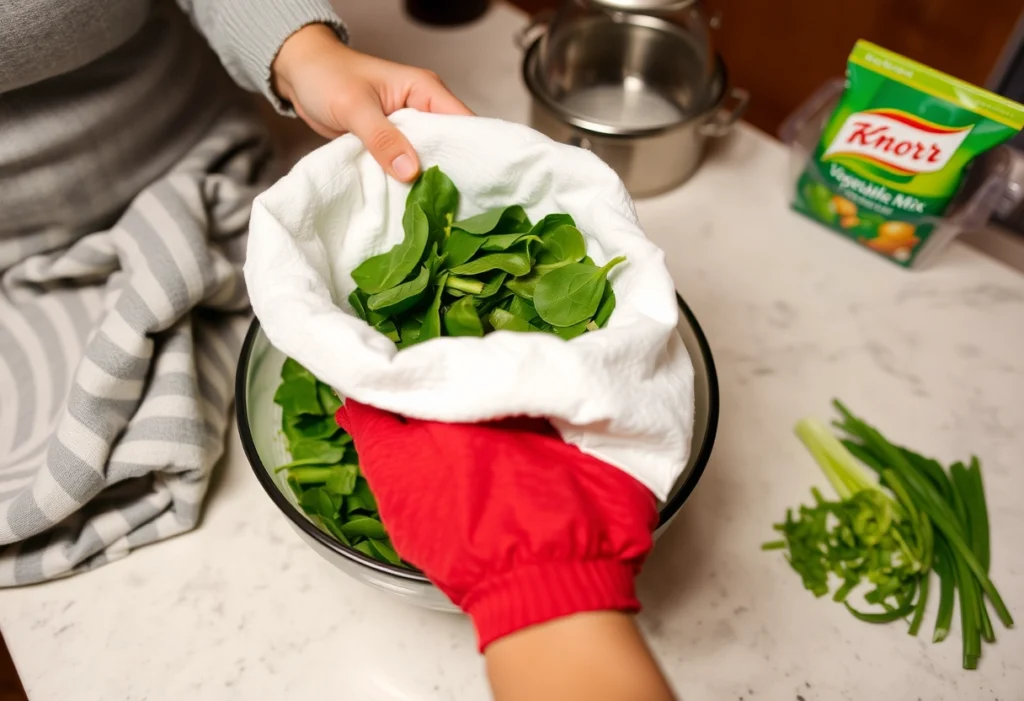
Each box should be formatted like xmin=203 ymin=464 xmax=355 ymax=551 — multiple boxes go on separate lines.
xmin=353 ymin=541 xmax=376 ymax=558
xmin=281 ymin=357 xmax=316 ymax=384
xmin=273 ymin=375 xmax=322 ymax=416
xmin=449 ymin=249 xmax=532 ymax=276
xmin=407 ymin=166 xmax=459 ymax=245
xmin=444 ymin=297 xmax=484 ymax=336
xmin=534 ymin=224 xmax=586 ymax=272
xmin=594 ymin=283 xmax=616 ymax=328
xmin=367 ymin=539 xmax=402 ymax=565
xmin=317 ymin=383 xmax=343 ymax=415
xmin=534 ymin=256 xmax=626 ymax=327
xmin=340 ymin=516 xmax=387 ymax=540
xmin=416 ymin=273 xmax=447 ymax=343
xmin=453 ymin=205 xmax=529 ymax=235
xmin=477 ymin=271 xmax=508 ymax=298
xmin=397 ymin=316 xmax=422 ymax=348
xmin=290 ymin=439 xmax=348 ymax=462
xmin=348 ymin=290 xmax=370 ymax=321
xmin=488 ymin=308 xmax=535 ymax=333
xmin=325 ymin=464 xmax=359 ymax=496
xmin=507 ymin=295 xmax=539 ymax=322
xmin=322 ymin=518 xmax=352 ymax=546
xmin=300 ymin=487 xmax=339 ymax=521
xmin=443 ymin=229 xmax=484 ymax=268
xmin=284 ymin=413 xmax=339 ymax=442
xmin=374 ymin=318 xmax=401 ymax=343
xmin=367 ymin=265 xmax=430 ymax=315
xmin=530 ymin=212 xmax=575 ymax=236
xmin=351 ymin=203 xmax=429 ymax=294
xmin=481 ymin=233 xmax=542 ymax=252
xmin=506 ymin=272 xmax=541 ymax=300
xmin=553 ymin=319 xmax=590 ymax=340
xmin=349 ymin=289 xmax=387 ymax=325
xmin=423 ymin=243 xmax=446 ymax=278
xmin=350 ymin=477 xmax=378 ymax=512
xmin=273 ymin=448 xmax=346 ymax=472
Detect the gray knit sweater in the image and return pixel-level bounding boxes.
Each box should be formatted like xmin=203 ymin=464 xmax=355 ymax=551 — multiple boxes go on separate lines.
xmin=0 ymin=0 xmax=345 ymax=238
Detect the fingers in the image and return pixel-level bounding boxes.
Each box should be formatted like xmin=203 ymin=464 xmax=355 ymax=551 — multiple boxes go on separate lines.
xmin=346 ymin=102 xmax=421 ymax=182
xmin=407 ymin=75 xmax=474 ymax=116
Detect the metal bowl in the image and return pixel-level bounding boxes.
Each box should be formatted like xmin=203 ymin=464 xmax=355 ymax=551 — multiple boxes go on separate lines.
xmin=236 ymin=294 xmax=719 ymax=611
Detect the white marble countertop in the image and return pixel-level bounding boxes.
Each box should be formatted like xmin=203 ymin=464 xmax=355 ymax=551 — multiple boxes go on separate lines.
xmin=2 ymin=2 xmax=1024 ymax=700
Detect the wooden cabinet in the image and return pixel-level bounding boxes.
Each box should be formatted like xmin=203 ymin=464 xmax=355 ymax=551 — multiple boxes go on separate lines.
xmin=508 ymin=0 xmax=1022 ymax=135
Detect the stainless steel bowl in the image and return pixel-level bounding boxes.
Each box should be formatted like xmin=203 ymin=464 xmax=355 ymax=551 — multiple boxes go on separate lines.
xmin=520 ymin=12 xmax=748 ymax=196
xmin=237 ymin=294 xmax=719 ymax=611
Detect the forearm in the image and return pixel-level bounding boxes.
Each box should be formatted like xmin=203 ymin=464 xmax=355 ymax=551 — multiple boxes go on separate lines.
xmin=485 ymin=612 xmax=676 ymax=701
xmin=174 ymin=0 xmax=345 ymax=111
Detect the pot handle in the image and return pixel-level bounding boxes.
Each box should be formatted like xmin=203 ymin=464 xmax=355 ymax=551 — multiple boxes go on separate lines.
xmin=514 ymin=10 xmax=553 ymax=51
xmin=700 ymin=87 xmax=750 ymax=138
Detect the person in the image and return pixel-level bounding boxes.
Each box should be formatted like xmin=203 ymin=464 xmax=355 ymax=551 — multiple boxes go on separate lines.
xmin=337 ymin=401 xmax=677 ymax=701
xmin=0 ymin=2 xmax=676 ymax=698
xmin=0 ymin=0 xmax=469 ymax=585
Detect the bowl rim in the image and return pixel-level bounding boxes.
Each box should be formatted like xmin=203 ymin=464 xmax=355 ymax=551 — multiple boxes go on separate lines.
xmin=235 ymin=293 xmax=719 ymax=583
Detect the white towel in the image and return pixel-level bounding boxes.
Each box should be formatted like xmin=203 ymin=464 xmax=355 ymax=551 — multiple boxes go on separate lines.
xmin=245 ymin=110 xmax=694 ymax=500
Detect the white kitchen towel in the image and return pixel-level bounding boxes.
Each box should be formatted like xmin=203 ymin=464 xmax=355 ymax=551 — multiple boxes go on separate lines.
xmin=245 ymin=110 xmax=694 ymax=500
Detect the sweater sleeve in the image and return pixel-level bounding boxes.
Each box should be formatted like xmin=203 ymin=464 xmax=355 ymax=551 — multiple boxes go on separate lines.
xmin=174 ymin=0 xmax=347 ymax=113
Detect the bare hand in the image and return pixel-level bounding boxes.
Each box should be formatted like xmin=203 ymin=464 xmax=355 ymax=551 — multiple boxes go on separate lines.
xmin=272 ymin=24 xmax=473 ymax=182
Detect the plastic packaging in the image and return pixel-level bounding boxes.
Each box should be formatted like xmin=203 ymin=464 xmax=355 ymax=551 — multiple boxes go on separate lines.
xmin=781 ymin=42 xmax=1024 ymax=269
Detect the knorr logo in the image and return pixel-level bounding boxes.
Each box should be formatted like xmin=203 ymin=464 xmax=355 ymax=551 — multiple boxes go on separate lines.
xmin=823 ymin=109 xmax=972 ymax=175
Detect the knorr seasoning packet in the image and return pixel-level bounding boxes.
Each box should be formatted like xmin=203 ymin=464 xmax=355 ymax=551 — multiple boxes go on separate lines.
xmin=793 ymin=40 xmax=1024 ymax=266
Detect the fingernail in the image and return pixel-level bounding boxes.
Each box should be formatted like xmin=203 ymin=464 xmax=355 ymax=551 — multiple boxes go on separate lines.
xmin=391 ymin=154 xmax=418 ymax=181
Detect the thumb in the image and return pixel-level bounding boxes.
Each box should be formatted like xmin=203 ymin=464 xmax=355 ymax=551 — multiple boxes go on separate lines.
xmin=347 ymin=103 xmax=420 ymax=182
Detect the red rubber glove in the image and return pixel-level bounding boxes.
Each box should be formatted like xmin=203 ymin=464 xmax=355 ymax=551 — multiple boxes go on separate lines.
xmin=335 ymin=400 xmax=659 ymax=651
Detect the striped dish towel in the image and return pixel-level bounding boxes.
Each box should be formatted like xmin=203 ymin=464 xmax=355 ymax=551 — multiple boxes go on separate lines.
xmin=0 ymin=109 xmax=271 ymax=585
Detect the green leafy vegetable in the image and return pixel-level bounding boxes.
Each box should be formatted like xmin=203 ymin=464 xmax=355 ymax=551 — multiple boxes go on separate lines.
xmin=416 ymin=272 xmax=447 ymax=344
xmin=488 ymin=308 xmax=535 ymax=333
xmin=448 ymin=249 xmax=532 ymax=277
xmin=480 ymin=233 xmax=541 ymax=252
xmin=533 ymin=223 xmax=587 ymax=272
xmin=340 ymin=516 xmax=387 ymax=540
xmin=407 ymin=166 xmax=459 ymax=246
xmin=444 ymin=297 xmax=484 ymax=337
xmin=534 ymin=256 xmax=626 ymax=327
xmin=367 ymin=265 xmax=430 ymax=315
xmin=274 ymin=168 xmax=633 ymax=566
xmin=766 ymin=400 xmax=1012 ymax=672
xmin=453 ymin=205 xmax=528 ymax=236
xmin=351 ymin=203 xmax=429 ymax=294
xmin=443 ymin=229 xmax=484 ymax=268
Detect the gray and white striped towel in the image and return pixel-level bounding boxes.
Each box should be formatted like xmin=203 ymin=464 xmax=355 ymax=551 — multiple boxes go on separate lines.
xmin=0 ymin=107 xmax=271 ymax=585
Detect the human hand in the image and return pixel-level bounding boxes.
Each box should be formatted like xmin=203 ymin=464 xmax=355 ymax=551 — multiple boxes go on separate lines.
xmin=335 ymin=400 xmax=659 ymax=651
xmin=271 ymin=23 xmax=473 ymax=182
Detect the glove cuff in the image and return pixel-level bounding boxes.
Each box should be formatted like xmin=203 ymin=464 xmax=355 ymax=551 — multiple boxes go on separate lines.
xmin=463 ymin=559 xmax=641 ymax=652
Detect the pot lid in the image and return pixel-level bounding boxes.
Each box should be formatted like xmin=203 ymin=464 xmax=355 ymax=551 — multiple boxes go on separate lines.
xmin=588 ymin=0 xmax=699 ymax=12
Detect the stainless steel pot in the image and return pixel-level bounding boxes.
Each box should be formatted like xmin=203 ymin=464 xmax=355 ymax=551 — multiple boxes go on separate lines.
xmin=519 ymin=11 xmax=749 ymax=197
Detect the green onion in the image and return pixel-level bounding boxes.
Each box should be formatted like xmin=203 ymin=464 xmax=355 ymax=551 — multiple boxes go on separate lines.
xmin=832 ymin=403 xmax=1013 ymax=629
xmin=932 ymin=538 xmax=955 ymax=643
xmin=768 ymin=400 xmax=1012 ymax=671
xmin=908 ymin=568 xmax=930 ymax=636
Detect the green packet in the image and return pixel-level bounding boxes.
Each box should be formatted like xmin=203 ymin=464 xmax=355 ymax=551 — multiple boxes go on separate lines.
xmin=793 ymin=40 xmax=1024 ymax=267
